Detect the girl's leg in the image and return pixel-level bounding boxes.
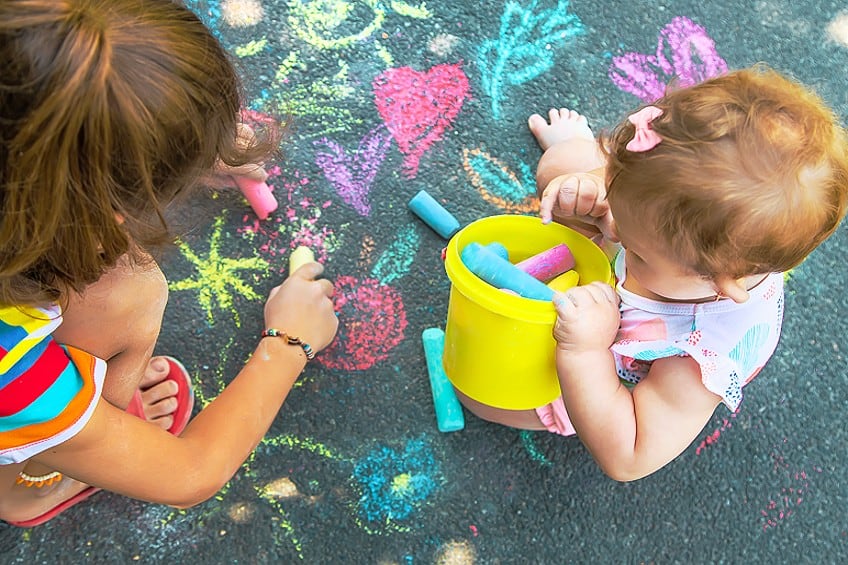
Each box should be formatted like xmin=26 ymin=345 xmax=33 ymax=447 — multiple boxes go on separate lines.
xmin=0 ymin=256 xmax=181 ymax=524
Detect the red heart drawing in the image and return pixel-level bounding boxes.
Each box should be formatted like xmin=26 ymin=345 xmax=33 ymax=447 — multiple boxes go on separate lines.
xmin=373 ymin=63 xmax=470 ymax=178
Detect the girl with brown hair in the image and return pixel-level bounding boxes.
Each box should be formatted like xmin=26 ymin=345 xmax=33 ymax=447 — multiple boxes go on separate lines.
xmin=0 ymin=0 xmax=338 ymax=525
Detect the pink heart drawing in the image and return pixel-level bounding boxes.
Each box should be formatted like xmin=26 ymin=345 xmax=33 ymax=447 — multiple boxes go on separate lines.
xmin=373 ymin=63 xmax=470 ymax=178
xmin=314 ymin=126 xmax=392 ymax=216
xmin=609 ymin=16 xmax=728 ymax=102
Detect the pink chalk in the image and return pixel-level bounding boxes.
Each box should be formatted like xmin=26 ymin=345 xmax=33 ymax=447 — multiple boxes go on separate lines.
xmin=234 ymin=177 xmax=278 ymax=220
xmin=515 ymin=244 xmax=575 ymax=282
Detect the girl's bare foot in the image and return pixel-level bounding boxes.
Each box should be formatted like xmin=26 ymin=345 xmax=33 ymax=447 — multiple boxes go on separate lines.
xmin=2 ymin=357 xmax=180 ymax=523
xmin=139 ymin=356 xmax=181 ymax=431
xmin=528 ymin=108 xmax=594 ymax=150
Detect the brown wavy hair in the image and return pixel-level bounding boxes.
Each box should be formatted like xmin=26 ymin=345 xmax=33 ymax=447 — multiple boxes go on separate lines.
xmin=0 ymin=0 xmax=279 ymax=306
xmin=603 ymin=65 xmax=848 ymax=279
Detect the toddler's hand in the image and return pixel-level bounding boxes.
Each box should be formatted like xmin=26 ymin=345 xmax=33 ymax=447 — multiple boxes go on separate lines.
xmin=539 ymin=173 xmax=618 ymax=242
xmin=552 ymin=282 xmax=621 ymax=354
xmin=263 ymin=263 xmax=338 ymax=354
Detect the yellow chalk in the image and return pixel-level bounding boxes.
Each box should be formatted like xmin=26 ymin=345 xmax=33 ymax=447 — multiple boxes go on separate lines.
xmin=547 ymin=269 xmax=580 ymax=292
xmin=289 ymin=246 xmax=315 ymax=275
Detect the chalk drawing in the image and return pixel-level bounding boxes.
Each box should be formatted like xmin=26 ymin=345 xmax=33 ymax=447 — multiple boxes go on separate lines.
xmin=477 ymin=0 xmax=584 ymax=120
xmin=370 ymin=224 xmax=421 ymax=284
xmin=286 ymin=0 xmax=430 ymax=50
xmin=358 ymin=234 xmax=377 ymax=268
xmin=170 ymin=214 xmax=269 ymax=327
xmin=695 ymin=411 xmax=738 ymax=455
xmin=318 ymin=275 xmax=408 ymax=371
xmin=238 ymin=168 xmax=341 ymax=270
xmin=609 ymin=16 xmax=728 ymax=102
xmin=258 ymin=55 xmax=361 ymax=136
xmin=519 ymin=431 xmax=553 ymax=467
xmin=759 ymin=448 xmax=821 ymax=532
xmin=185 ymin=0 xmax=225 ymax=40
xmin=234 ymin=38 xmax=268 ymax=57
xmin=352 ymin=436 xmax=442 ymax=533
xmin=373 ymin=63 xmax=470 ymax=178
xmin=462 ymin=148 xmax=538 ymax=213
xmin=314 ymin=126 xmax=393 ymax=216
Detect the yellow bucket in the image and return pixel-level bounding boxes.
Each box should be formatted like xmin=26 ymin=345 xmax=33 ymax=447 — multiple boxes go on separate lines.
xmin=443 ymin=214 xmax=612 ymax=410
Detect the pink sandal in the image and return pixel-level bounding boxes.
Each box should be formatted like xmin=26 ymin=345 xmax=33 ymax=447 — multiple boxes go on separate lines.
xmin=8 ymin=356 xmax=194 ymax=528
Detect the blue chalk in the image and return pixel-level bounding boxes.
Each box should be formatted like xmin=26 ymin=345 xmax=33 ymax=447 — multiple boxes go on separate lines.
xmin=422 ymin=328 xmax=465 ymax=433
xmin=461 ymin=242 xmax=555 ymax=301
xmin=484 ymin=241 xmax=509 ymax=260
xmin=408 ymin=190 xmax=461 ymax=239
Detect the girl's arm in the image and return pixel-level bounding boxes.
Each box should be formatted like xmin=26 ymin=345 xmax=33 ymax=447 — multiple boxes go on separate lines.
xmin=553 ymin=283 xmax=721 ymax=481
xmin=31 ymin=263 xmax=338 ymax=508
xmin=34 ymin=336 xmax=308 ymax=507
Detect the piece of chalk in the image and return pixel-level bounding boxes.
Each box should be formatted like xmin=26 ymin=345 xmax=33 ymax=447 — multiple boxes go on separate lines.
xmin=408 ymin=190 xmax=461 ymax=239
xmin=421 ymin=328 xmax=465 ymax=433
xmin=461 ymin=242 xmax=555 ymax=301
xmin=289 ymin=246 xmax=315 ymax=275
xmin=547 ymin=269 xmax=580 ymax=292
xmin=484 ymin=242 xmax=509 ymax=260
xmin=515 ymin=243 xmax=576 ymax=282
xmin=234 ymin=177 xmax=278 ymax=220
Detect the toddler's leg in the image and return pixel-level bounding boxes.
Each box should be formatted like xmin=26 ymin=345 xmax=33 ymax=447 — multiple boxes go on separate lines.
xmin=453 ymin=389 xmax=549 ymax=431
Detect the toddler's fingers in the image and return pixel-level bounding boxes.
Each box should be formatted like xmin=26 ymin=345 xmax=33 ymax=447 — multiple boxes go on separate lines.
xmin=583 ymin=281 xmax=619 ymax=304
xmin=596 ymin=212 xmax=619 ymax=242
xmin=571 ymin=176 xmax=602 ymax=217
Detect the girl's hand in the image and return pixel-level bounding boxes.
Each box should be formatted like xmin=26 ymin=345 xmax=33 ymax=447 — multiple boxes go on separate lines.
xmin=552 ymin=282 xmax=620 ymax=354
xmin=263 ymin=263 xmax=338 ymax=353
xmin=204 ymin=124 xmax=269 ymax=189
xmin=539 ymin=173 xmax=618 ymax=242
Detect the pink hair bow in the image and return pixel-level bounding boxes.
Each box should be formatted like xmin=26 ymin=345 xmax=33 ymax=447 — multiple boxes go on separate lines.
xmin=625 ymin=106 xmax=663 ymax=152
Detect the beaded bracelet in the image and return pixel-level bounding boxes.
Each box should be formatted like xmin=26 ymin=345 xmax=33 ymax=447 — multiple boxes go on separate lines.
xmin=261 ymin=328 xmax=315 ymax=360
xmin=17 ymin=471 xmax=63 ymax=488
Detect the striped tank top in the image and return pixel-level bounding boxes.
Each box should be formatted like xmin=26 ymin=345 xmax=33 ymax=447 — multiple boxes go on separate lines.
xmin=0 ymin=304 xmax=106 ymax=465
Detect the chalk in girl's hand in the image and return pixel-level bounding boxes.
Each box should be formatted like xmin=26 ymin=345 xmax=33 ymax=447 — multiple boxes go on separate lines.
xmin=234 ymin=176 xmax=278 ymax=220
xmin=461 ymin=242 xmax=554 ymax=301
xmin=547 ymin=269 xmax=580 ymax=292
xmin=421 ymin=328 xmax=465 ymax=432
xmin=515 ymin=243 xmax=575 ymax=282
xmin=289 ymin=246 xmax=315 ymax=275
xmin=408 ymin=189 xmax=461 ymax=239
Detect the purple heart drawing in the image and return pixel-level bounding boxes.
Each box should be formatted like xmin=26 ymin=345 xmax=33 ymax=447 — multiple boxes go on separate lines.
xmin=609 ymin=16 xmax=728 ymax=102
xmin=314 ymin=126 xmax=392 ymax=216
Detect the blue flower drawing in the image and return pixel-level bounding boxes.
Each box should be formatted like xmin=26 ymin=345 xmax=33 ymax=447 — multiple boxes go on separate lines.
xmin=353 ymin=437 xmax=441 ymax=527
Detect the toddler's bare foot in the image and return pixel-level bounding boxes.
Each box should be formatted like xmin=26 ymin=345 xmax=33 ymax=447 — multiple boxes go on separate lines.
xmin=528 ymin=108 xmax=594 ymax=150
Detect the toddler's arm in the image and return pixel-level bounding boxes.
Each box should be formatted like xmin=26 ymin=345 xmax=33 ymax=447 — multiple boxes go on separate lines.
xmin=552 ymin=283 xmax=721 ymax=481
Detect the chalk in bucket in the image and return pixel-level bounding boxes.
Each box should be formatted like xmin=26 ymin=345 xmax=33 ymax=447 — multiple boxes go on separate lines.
xmin=442 ymin=215 xmax=612 ymax=410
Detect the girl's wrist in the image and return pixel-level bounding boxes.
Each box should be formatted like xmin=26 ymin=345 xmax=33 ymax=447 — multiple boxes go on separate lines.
xmin=252 ymin=333 xmax=309 ymax=370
